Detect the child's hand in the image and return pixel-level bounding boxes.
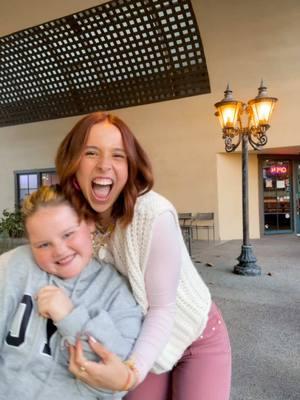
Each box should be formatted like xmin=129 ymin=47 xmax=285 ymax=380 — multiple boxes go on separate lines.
xmin=36 ymin=285 xmax=74 ymax=322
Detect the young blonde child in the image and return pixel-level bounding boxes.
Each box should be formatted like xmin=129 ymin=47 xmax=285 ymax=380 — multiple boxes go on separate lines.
xmin=0 ymin=185 xmax=142 ymax=400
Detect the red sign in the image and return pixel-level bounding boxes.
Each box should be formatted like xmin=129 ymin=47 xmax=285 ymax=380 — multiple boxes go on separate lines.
xmin=270 ymin=166 xmax=288 ymax=174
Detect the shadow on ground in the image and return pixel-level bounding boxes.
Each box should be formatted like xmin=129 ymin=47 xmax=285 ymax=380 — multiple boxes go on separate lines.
xmin=192 ymin=235 xmax=300 ymax=400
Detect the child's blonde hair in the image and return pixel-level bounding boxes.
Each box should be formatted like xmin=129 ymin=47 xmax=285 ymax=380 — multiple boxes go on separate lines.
xmin=22 ymin=185 xmax=77 ymax=224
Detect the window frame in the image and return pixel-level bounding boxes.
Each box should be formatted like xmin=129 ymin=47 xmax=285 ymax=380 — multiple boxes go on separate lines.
xmin=14 ymin=168 xmax=58 ymax=209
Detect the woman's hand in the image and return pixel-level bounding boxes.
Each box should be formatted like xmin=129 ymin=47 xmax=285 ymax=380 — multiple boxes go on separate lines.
xmin=68 ymin=337 xmax=133 ymax=391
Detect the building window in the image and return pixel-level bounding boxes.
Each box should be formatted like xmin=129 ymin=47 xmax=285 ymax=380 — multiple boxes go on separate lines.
xmin=15 ymin=169 xmax=59 ymax=208
xmin=262 ymin=160 xmax=292 ymax=233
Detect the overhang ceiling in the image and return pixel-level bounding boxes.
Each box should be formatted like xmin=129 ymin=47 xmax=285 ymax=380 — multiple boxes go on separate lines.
xmin=0 ymin=0 xmax=210 ymax=127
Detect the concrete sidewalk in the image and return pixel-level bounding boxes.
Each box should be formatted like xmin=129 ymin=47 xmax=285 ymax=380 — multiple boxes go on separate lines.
xmin=192 ymin=235 xmax=300 ymax=400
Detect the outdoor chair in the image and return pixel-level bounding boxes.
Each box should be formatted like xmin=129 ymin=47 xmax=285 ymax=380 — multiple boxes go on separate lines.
xmin=178 ymin=212 xmax=193 ymax=226
xmin=178 ymin=212 xmax=193 ymax=255
xmin=192 ymin=212 xmax=215 ymax=241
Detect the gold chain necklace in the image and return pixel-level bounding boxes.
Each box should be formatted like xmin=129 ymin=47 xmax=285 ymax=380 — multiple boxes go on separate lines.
xmin=92 ymin=222 xmax=115 ymax=259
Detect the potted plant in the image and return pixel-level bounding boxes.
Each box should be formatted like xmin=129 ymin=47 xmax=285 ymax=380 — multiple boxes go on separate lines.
xmin=0 ymin=208 xmax=27 ymax=254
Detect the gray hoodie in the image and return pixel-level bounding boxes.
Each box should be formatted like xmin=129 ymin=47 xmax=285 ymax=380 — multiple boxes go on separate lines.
xmin=0 ymin=245 xmax=142 ymax=400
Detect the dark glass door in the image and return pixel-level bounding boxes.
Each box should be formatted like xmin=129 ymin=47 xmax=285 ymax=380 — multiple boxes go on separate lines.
xmin=263 ymin=160 xmax=292 ymax=233
xmin=294 ymin=163 xmax=300 ymax=234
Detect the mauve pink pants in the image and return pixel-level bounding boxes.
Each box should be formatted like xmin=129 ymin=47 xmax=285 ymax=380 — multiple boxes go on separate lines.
xmin=125 ymin=303 xmax=231 ymax=400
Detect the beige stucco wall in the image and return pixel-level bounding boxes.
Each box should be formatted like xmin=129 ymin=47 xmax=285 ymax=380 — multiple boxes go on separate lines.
xmin=0 ymin=94 xmax=219 ymax=214
xmin=1 ymin=0 xmax=300 ymax=240
xmin=217 ymin=153 xmax=260 ymax=240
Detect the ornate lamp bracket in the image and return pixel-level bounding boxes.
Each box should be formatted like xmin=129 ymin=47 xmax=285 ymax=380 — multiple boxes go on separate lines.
xmin=248 ymin=125 xmax=269 ymax=150
xmin=223 ymin=124 xmax=269 ymax=152
xmin=223 ymin=129 xmax=242 ymax=152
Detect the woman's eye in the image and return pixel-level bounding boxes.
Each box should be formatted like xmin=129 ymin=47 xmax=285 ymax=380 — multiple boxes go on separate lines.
xmin=84 ymin=150 xmax=98 ymax=157
xmin=113 ymin=153 xmax=126 ymax=159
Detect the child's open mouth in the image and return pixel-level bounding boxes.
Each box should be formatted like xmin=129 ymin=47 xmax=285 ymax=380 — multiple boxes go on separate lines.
xmin=56 ymin=254 xmax=76 ymax=266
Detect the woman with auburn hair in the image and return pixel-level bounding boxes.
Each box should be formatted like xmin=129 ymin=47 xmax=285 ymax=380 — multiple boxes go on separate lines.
xmin=56 ymin=112 xmax=153 ymax=225
xmin=55 ymin=112 xmax=232 ymax=400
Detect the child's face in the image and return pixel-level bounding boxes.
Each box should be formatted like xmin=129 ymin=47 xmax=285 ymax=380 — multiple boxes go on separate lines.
xmin=26 ymin=204 xmax=94 ymax=279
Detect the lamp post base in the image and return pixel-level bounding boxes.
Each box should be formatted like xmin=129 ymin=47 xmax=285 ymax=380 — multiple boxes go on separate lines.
xmin=233 ymin=245 xmax=261 ymax=276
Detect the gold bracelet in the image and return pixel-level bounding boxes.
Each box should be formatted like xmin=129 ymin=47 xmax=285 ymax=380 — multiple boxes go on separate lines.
xmin=123 ymin=358 xmax=139 ymax=389
xmin=121 ymin=369 xmax=133 ymax=391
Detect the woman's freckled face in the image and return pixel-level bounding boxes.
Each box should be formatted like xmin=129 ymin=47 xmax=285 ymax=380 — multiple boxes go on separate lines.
xmin=76 ymin=121 xmax=129 ymax=217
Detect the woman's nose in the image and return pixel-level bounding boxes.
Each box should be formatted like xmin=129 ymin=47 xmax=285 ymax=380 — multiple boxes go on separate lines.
xmin=96 ymin=156 xmax=112 ymax=171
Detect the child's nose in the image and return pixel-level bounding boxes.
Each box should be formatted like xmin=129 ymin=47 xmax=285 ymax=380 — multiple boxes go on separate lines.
xmin=53 ymin=242 xmax=67 ymax=257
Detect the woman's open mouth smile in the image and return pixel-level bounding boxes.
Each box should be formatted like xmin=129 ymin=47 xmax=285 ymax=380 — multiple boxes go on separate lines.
xmin=92 ymin=178 xmax=113 ymax=201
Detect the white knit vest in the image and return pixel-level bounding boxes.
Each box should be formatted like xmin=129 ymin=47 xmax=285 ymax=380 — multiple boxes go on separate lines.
xmin=110 ymin=191 xmax=211 ymax=373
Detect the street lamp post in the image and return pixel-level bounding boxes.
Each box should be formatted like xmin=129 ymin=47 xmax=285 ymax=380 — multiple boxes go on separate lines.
xmin=214 ymin=82 xmax=278 ymax=276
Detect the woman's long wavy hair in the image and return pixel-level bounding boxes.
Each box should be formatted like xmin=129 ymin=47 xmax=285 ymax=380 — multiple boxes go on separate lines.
xmin=55 ymin=112 xmax=154 ymax=226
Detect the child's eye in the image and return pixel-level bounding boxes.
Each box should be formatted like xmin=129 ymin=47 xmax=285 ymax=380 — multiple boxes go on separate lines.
xmin=37 ymin=243 xmax=49 ymax=249
xmin=64 ymin=231 xmax=74 ymax=239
